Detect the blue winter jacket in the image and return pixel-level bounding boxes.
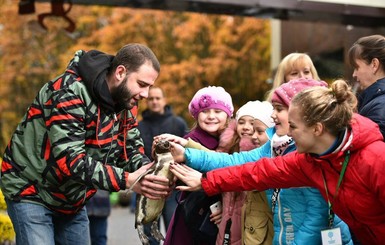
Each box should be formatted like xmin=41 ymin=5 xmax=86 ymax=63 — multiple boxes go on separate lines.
xmin=358 ymin=77 xmax=385 ymax=140
xmin=185 ymin=127 xmax=352 ymax=245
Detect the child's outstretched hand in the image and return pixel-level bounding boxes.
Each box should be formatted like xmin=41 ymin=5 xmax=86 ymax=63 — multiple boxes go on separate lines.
xmin=154 ymin=133 xmax=188 ymax=146
xmin=168 ymin=142 xmax=186 ymax=163
xmin=170 ymin=163 xmax=203 ymax=191
xmin=152 ymin=134 xmax=187 ymax=162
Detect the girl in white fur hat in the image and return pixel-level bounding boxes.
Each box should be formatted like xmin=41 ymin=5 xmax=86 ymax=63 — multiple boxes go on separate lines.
xmin=215 ymin=100 xmax=275 ymax=245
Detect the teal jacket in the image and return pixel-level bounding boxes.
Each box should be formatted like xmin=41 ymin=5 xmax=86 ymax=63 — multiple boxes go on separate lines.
xmin=1 ymin=50 xmax=148 ymax=214
xmin=185 ymin=127 xmax=352 ymax=245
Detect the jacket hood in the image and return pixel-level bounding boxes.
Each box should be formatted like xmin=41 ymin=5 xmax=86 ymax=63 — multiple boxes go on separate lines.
xmin=348 ymin=113 xmax=383 ymax=151
xmin=266 ymin=127 xmax=276 ymax=139
xmin=216 ymin=119 xmax=237 ymax=153
xmin=314 ymin=113 xmax=383 ymax=162
xmin=141 ymin=105 xmax=173 ymax=120
xmin=77 ymin=50 xmax=115 ymax=113
xmin=217 ymin=119 xmax=259 ymax=153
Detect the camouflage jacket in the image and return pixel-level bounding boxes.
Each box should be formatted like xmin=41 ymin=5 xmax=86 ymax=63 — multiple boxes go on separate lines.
xmin=1 ymin=50 xmax=148 ymax=214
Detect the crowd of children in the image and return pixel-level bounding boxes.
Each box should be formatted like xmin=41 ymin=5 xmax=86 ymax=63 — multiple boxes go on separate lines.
xmin=158 ymin=34 xmax=385 ymax=245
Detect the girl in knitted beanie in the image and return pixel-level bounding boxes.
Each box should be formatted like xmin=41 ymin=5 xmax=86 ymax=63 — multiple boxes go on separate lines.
xmin=163 ymin=86 xmax=234 ymax=245
xmin=216 ymin=100 xmax=275 ymax=245
xmin=185 ymin=86 xmax=234 ymax=150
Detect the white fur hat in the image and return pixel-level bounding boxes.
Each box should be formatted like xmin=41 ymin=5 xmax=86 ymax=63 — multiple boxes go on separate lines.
xmin=235 ymin=100 xmax=275 ymax=127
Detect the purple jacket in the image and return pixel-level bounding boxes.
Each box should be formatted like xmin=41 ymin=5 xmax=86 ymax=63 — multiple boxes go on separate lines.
xmin=164 ymin=126 xmax=219 ymax=245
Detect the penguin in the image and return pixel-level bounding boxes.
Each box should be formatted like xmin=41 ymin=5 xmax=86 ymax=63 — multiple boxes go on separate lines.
xmin=132 ymin=140 xmax=174 ymax=245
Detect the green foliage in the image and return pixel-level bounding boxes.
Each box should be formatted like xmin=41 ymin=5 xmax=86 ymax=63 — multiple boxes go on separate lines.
xmin=0 ymin=2 xmax=271 ymax=149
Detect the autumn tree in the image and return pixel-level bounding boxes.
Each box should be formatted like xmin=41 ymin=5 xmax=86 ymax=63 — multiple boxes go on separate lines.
xmin=0 ymin=1 xmax=93 ymax=149
xmin=64 ymin=8 xmax=271 ymax=124
xmin=0 ymin=2 xmax=271 ymax=150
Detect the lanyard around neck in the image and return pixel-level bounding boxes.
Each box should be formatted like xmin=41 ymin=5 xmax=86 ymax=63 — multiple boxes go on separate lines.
xmin=321 ymin=150 xmax=350 ymax=228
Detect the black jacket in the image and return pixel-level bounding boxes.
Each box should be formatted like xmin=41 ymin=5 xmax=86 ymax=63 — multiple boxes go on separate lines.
xmin=138 ymin=105 xmax=188 ymax=160
xmin=358 ymin=77 xmax=385 ymax=140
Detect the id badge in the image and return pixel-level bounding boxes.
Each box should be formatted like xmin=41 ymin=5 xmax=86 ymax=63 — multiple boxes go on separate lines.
xmin=321 ymin=227 xmax=342 ymax=245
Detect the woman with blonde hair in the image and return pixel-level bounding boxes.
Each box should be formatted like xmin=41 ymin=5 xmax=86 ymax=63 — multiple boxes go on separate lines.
xmin=266 ymin=52 xmax=320 ymax=101
xmin=164 ymin=86 xmax=233 ymax=245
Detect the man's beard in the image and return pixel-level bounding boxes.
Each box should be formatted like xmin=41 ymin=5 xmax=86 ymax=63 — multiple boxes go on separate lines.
xmin=110 ymin=77 xmax=134 ymax=110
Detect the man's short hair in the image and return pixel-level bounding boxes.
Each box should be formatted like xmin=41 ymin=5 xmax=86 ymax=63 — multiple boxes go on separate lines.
xmin=110 ymin=44 xmax=160 ymax=75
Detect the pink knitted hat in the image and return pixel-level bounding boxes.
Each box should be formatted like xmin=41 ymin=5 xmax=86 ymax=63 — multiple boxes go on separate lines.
xmin=271 ymin=78 xmax=328 ymax=107
xmin=188 ymin=86 xmax=234 ymax=119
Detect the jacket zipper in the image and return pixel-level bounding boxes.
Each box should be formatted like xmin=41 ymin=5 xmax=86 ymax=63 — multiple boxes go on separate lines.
xmin=278 ymin=193 xmax=283 ymax=245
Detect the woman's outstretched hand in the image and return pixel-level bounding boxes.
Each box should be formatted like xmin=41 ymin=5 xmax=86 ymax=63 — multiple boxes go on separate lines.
xmin=170 ymin=163 xmax=203 ymax=191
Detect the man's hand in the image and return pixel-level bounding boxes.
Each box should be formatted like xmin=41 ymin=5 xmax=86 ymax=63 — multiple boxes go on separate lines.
xmin=170 ymin=163 xmax=203 ymax=191
xmin=126 ymin=163 xmax=172 ymax=199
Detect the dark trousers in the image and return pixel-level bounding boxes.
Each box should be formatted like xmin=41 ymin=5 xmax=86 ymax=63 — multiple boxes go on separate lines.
xmin=89 ymin=216 xmax=108 ymax=245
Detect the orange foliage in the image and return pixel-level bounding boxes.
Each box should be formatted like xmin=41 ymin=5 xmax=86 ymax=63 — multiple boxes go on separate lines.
xmin=0 ymin=2 xmax=271 ymax=148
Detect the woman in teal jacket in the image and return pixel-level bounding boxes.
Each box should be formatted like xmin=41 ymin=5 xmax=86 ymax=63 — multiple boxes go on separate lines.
xmin=164 ymin=78 xmax=352 ymax=245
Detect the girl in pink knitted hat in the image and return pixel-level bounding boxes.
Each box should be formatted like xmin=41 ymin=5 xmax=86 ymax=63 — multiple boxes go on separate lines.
xmin=185 ymin=86 xmax=234 ymax=149
xmin=163 ymin=86 xmax=234 ymax=245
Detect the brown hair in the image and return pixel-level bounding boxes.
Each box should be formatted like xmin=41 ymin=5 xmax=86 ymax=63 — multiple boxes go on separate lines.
xmin=291 ymin=79 xmax=357 ymax=136
xmin=109 ymin=43 xmax=160 ymax=76
xmin=348 ymin=34 xmax=385 ymax=71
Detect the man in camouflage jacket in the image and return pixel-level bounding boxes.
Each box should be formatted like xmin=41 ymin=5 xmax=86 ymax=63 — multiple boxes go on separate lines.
xmin=0 ymin=44 xmax=171 ymax=245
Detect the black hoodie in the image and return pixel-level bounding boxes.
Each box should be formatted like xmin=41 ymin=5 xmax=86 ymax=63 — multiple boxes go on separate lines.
xmin=78 ymin=50 xmax=116 ymax=113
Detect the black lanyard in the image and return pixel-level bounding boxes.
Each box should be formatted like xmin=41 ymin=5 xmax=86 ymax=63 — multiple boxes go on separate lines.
xmin=271 ymin=188 xmax=281 ymax=212
xmin=321 ymin=150 xmax=350 ymax=228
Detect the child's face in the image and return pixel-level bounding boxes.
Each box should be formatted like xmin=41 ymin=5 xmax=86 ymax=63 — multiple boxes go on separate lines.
xmin=251 ymin=119 xmax=269 ymax=147
xmin=271 ymin=102 xmax=289 ymax=136
xmin=285 ymin=64 xmax=313 ymax=82
xmin=197 ymin=109 xmax=228 ymax=136
xmin=236 ymin=115 xmax=254 ymax=139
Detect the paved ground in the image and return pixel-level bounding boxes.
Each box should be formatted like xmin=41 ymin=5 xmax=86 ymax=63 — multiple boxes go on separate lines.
xmin=107 ymin=205 xmax=165 ymax=245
